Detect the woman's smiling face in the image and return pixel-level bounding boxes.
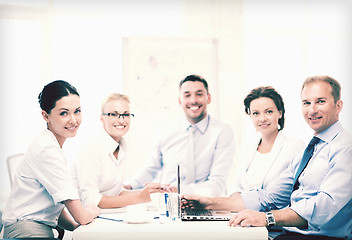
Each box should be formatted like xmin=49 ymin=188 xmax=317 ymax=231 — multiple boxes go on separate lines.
xmin=43 ymin=94 xmax=82 ymax=147
xmin=100 ymin=99 xmax=131 ymax=142
xmin=249 ymin=97 xmax=282 ymax=136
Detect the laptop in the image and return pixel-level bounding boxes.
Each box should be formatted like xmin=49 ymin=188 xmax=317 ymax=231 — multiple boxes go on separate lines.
xmin=177 ymin=164 xmax=234 ymax=221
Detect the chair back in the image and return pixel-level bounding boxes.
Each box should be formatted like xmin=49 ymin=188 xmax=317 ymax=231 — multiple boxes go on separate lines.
xmin=6 ymin=153 xmax=25 ymax=188
xmin=0 ymin=210 xmax=3 ymax=235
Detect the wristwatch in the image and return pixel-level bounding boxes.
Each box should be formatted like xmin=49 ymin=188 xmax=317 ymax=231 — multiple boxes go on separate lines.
xmin=265 ymin=212 xmax=276 ymax=227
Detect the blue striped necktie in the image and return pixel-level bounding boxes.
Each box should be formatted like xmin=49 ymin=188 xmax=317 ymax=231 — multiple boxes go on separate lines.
xmin=293 ymin=136 xmax=320 ymax=191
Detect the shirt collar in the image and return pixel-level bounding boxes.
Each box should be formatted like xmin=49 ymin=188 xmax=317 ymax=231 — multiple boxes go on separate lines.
xmin=45 ymin=128 xmax=61 ymax=148
xmin=270 ymin=130 xmax=285 ymax=150
xmin=183 ymin=114 xmax=210 ymax=134
xmin=316 ymin=121 xmax=343 ymax=144
xmin=99 ymin=127 xmax=121 ymax=154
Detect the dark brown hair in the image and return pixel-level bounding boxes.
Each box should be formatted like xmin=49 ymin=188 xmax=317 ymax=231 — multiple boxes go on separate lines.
xmin=244 ymin=86 xmax=285 ymax=131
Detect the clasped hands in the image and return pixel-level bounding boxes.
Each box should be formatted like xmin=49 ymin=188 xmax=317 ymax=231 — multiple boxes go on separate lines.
xmin=143 ymin=182 xmax=178 ymax=193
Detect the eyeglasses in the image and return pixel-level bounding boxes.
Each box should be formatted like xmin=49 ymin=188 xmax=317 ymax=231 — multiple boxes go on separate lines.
xmin=102 ymin=112 xmax=135 ymax=119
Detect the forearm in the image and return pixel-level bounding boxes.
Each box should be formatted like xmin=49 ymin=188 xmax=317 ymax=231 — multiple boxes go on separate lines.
xmin=209 ymin=193 xmax=246 ymax=212
xmin=58 ymin=208 xmax=79 ymax=231
xmin=64 ymin=199 xmax=99 ymax=225
xmin=224 ymin=193 xmax=246 ymax=212
xmin=98 ymin=190 xmax=150 ymax=209
xmin=272 ymin=208 xmax=307 ymax=228
xmin=228 ymin=207 xmax=307 ymax=228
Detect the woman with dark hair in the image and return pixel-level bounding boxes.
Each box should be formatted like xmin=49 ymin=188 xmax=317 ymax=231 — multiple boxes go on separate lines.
xmin=229 ymin=86 xmax=305 ymax=193
xmin=2 ymin=80 xmax=100 ymax=238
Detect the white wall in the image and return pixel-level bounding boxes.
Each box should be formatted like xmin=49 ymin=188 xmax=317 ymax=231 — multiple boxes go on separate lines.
xmin=0 ymin=0 xmax=351 ymax=202
xmin=241 ymin=0 xmax=352 ymax=143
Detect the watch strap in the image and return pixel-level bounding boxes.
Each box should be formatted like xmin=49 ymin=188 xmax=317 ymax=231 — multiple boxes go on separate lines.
xmin=265 ymin=212 xmax=276 ymax=227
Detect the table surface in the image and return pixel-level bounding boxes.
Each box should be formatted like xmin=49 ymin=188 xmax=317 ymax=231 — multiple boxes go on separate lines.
xmin=73 ymin=206 xmax=268 ymax=240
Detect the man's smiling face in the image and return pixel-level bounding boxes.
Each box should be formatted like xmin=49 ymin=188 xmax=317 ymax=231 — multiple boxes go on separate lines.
xmin=179 ymin=80 xmax=211 ymax=125
xmin=301 ymin=81 xmax=342 ymax=134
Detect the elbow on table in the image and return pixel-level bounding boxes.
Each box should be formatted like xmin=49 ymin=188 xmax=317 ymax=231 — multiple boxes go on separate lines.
xmin=73 ymin=212 xmax=96 ymax=226
xmin=75 ymin=216 xmax=94 ymax=226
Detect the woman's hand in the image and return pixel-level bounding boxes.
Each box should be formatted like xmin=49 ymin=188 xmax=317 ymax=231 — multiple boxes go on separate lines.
xmin=181 ymin=195 xmax=213 ymax=210
xmin=86 ymin=204 xmax=101 ymax=219
xmin=140 ymin=183 xmax=168 ymax=201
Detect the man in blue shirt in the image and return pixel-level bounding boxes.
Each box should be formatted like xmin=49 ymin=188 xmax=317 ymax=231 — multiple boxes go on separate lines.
xmin=125 ymin=75 xmax=236 ymax=196
xmin=183 ymin=76 xmax=352 ymax=239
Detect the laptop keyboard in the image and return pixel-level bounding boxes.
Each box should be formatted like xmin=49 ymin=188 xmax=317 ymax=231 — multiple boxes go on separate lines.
xmin=184 ymin=208 xmax=213 ymax=216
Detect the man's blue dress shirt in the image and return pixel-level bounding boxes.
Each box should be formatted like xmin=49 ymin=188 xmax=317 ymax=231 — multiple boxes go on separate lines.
xmin=241 ymin=121 xmax=352 ymax=239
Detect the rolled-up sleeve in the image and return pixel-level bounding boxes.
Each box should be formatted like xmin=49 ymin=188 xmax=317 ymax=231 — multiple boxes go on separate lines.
xmin=76 ymin=148 xmax=104 ymax=206
xmin=33 ymin=146 xmax=79 ymax=204
xmin=290 ymin=144 xmax=352 ymax=228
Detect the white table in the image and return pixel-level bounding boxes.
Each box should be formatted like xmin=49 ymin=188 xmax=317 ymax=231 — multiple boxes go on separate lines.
xmin=73 ymin=208 xmax=268 ymax=240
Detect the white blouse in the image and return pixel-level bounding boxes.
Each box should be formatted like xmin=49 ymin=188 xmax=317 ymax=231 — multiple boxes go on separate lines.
xmin=244 ymin=151 xmax=272 ymax=189
xmin=2 ymin=129 xmax=79 ymax=228
xmin=229 ymin=131 xmax=305 ymax=194
xmin=75 ymin=128 xmax=127 ymax=206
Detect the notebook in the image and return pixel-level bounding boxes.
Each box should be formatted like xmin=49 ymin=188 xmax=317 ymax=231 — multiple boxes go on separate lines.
xmin=177 ymin=164 xmax=234 ymax=221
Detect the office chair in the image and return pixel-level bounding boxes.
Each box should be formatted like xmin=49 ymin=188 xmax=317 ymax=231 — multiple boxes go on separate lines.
xmin=0 ymin=210 xmax=3 ymax=236
xmin=6 ymin=153 xmax=65 ymax=240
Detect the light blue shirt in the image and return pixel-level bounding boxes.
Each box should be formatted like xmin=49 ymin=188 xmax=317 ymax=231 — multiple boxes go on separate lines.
xmin=241 ymin=121 xmax=352 ymax=239
xmin=126 ymin=115 xmax=236 ymax=196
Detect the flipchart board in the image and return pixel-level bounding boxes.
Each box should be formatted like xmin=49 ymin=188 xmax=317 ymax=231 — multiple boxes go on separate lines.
xmin=122 ymin=37 xmax=218 ymax=178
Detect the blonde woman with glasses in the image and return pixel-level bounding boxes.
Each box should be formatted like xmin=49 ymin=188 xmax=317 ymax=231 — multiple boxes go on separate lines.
xmin=75 ymin=93 xmax=163 ymax=209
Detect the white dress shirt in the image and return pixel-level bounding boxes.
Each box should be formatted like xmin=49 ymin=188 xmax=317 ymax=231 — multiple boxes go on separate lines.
xmin=2 ymin=129 xmax=79 ymax=228
xmin=229 ymin=131 xmax=305 ymax=193
xmin=126 ymin=115 xmax=236 ymax=196
xmin=75 ymin=128 xmax=127 ymax=206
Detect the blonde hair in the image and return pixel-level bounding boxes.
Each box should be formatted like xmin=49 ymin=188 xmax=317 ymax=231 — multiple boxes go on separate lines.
xmin=101 ymin=93 xmax=130 ymax=112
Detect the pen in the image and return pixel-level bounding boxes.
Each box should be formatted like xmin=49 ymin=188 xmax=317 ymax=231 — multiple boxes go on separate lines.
xmin=98 ymin=216 xmax=161 ymax=222
xmin=164 ymin=193 xmax=169 ymax=217
xmin=97 ymin=216 xmax=123 ymax=222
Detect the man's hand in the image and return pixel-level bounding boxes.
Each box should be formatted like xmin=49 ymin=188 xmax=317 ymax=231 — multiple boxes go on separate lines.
xmin=228 ymin=209 xmax=266 ymax=227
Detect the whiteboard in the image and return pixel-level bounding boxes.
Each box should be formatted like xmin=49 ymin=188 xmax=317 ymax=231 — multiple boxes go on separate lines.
xmin=122 ymin=37 xmax=218 ymax=178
